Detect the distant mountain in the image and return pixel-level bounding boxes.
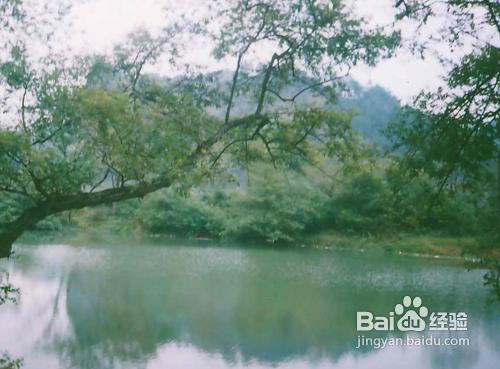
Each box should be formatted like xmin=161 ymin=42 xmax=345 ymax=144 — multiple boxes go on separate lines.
xmin=86 ymin=62 xmax=401 ymax=146
xmin=337 ymin=81 xmax=400 ymax=145
xmin=207 ymin=70 xmax=400 ymax=146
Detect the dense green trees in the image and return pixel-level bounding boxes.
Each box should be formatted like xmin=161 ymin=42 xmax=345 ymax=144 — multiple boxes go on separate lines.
xmin=74 ymin=155 xmax=482 ymax=245
xmin=0 ymin=0 xmax=400 ymax=257
xmin=389 ymin=0 xmax=499 ymax=240
xmin=0 ymin=0 xmax=497 ymax=257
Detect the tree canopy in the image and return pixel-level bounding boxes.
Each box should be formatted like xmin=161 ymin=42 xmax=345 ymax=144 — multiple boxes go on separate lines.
xmin=388 ymin=0 xmax=499 ymax=237
xmin=0 ymin=0 xmax=400 ymax=257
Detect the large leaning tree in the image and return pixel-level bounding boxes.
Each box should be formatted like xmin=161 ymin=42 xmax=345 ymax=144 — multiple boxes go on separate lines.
xmin=0 ymin=0 xmax=400 ymax=257
xmin=388 ymin=0 xmax=500 ymax=239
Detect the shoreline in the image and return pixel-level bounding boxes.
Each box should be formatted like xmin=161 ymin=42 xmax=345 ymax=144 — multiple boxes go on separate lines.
xmin=18 ymin=228 xmax=500 ymax=266
xmin=297 ymin=231 xmax=500 ymax=266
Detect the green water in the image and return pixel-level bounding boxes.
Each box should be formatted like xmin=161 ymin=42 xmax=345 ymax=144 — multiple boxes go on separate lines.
xmin=0 ymin=237 xmax=499 ymax=369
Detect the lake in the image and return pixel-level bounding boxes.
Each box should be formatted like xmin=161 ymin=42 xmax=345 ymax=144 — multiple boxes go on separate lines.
xmin=0 ymin=237 xmax=499 ymax=369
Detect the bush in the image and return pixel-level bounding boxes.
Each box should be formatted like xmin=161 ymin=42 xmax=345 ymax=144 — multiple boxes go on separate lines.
xmin=136 ymin=188 xmax=224 ymax=237
xmin=221 ymin=164 xmax=329 ymax=243
xmin=331 ymin=172 xmax=394 ymax=234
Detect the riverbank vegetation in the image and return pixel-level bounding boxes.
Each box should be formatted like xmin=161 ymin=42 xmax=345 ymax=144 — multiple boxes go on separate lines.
xmin=25 ymin=155 xmax=499 ymax=261
xmin=0 ymin=0 xmax=498 ymax=264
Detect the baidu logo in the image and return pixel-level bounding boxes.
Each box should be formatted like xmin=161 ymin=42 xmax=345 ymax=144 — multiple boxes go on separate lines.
xmin=394 ymin=296 xmax=428 ymax=331
xmin=356 ymin=295 xmax=467 ymax=332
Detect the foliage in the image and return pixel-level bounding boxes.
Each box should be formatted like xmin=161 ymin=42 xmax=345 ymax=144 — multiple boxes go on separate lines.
xmin=125 ymin=158 xmax=483 ymax=243
xmin=389 ymin=0 xmax=500 ymax=243
xmin=0 ymin=272 xmax=19 ymax=305
xmin=388 ymin=47 xmax=499 ymax=192
xmin=137 ymin=188 xmax=224 ymax=237
xmin=482 ymin=259 xmax=500 ymax=298
xmin=0 ymin=353 xmax=23 ymax=369
xmin=332 ymin=172 xmax=394 ymax=234
xmin=134 ymin=164 xmax=329 ymax=243
xmin=220 ymin=164 xmax=329 ymax=242
xmin=0 ymin=0 xmax=401 ymax=255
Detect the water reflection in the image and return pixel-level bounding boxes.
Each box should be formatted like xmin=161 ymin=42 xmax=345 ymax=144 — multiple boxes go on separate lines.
xmin=0 ymin=240 xmax=499 ymax=369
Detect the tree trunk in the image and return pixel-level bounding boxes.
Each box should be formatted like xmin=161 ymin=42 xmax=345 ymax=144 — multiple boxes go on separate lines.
xmin=0 ymin=206 xmax=49 ymax=258
xmin=0 ymin=114 xmax=265 ymax=259
xmin=0 ymin=238 xmax=17 ymax=259
xmin=0 ymin=175 xmax=174 ymax=258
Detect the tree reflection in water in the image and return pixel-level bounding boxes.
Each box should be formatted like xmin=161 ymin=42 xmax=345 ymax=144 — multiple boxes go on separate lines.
xmin=1 ymin=242 xmax=500 ymax=369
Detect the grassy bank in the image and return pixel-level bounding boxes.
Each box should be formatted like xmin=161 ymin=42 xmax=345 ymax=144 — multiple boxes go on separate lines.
xmin=299 ymin=230 xmax=499 ymax=262
xmin=21 ymin=221 xmax=500 ymax=264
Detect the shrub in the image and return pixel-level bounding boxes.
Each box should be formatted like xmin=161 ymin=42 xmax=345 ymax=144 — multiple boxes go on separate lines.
xmin=136 ymin=188 xmax=223 ymax=237
xmin=221 ymin=165 xmax=329 ymax=243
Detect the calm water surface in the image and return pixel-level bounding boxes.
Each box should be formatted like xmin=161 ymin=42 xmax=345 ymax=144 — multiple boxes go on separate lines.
xmin=0 ymin=237 xmax=499 ymax=369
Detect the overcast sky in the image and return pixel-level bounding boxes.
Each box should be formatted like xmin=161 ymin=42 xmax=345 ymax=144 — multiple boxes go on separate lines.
xmin=68 ymin=0 xmax=450 ymax=104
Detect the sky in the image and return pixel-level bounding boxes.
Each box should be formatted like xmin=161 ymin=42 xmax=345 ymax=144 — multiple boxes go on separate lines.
xmin=66 ymin=0 xmax=452 ymax=103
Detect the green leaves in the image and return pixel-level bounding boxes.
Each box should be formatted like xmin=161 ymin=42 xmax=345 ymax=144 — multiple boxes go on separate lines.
xmin=212 ymin=163 xmax=329 ymax=243
xmin=388 ymin=2 xmax=499 ymax=241
xmin=212 ymin=0 xmax=399 ymax=114
xmin=0 ymin=44 xmax=31 ymax=88
xmin=0 ymin=0 xmax=405 ymax=245
xmin=388 ymin=46 xmax=499 ymax=191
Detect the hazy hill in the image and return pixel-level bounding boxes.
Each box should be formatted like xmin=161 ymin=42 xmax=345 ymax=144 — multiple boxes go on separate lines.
xmin=207 ymin=70 xmax=400 ymax=146
xmin=87 ymin=62 xmax=401 ymax=146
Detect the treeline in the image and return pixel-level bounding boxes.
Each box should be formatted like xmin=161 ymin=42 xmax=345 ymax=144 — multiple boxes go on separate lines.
xmin=1 ymin=72 xmax=495 ymax=247
xmin=35 ymin=158 xmax=495 ymax=246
